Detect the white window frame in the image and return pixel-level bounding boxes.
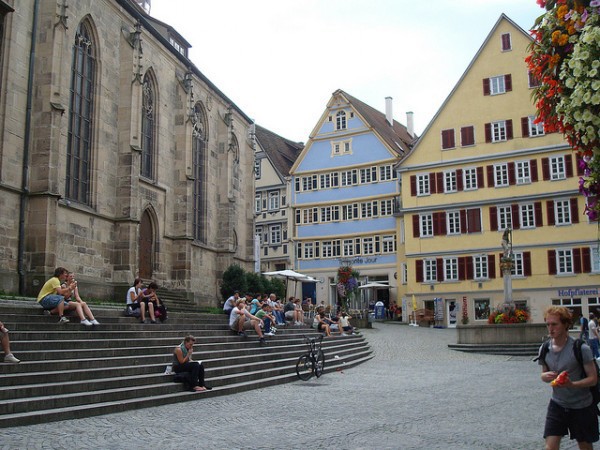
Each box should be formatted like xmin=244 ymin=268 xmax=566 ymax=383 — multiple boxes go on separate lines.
xmin=463 ymin=167 xmax=478 ymax=191
xmin=268 ymin=191 xmax=280 ymax=210
xmin=303 ymin=242 xmax=314 ymax=259
xmin=420 ymin=214 xmax=433 ymax=238
xmin=380 ymin=199 xmax=393 ymax=216
xmin=447 ymin=211 xmax=461 ymax=235
xmin=494 ymin=163 xmax=509 ymax=187
xmin=492 ymin=121 xmax=507 ymax=142
xmin=417 ymin=173 xmax=430 ymax=196
xmin=401 ymin=262 xmax=408 ymax=285
xmin=342 ymin=203 xmax=359 ymax=221
xmin=473 ymin=255 xmax=488 ymax=280
xmin=254 ymin=193 xmax=261 ymax=213
xmin=254 ymin=159 xmax=261 ymax=179
xmin=382 ymin=235 xmax=395 ymax=253
xmin=424 ymin=259 xmax=437 ymax=283
xmin=269 ymin=224 xmax=281 ymax=245
xmin=555 ymin=199 xmax=572 ymax=226
xmin=361 ymin=201 xmax=375 ymax=218
xmin=556 ymin=249 xmax=573 ymax=275
xmin=516 ymin=160 xmax=531 ymax=185
xmin=444 ymin=170 xmax=457 ymax=193
xmin=550 ymin=156 xmax=566 ymax=180
xmin=511 ymin=252 xmax=524 ymax=277
xmin=362 ymin=237 xmax=374 ymax=255
xmin=520 ymin=203 xmax=535 ymax=229
xmin=444 ymin=257 xmax=458 ymax=281
xmin=490 ymin=75 xmax=506 ymax=95
xmin=322 ymin=241 xmax=334 ymax=258
xmin=498 ymin=205 xmax=512 ymax=231
xmin=336 ymin=111 xmax=347 ymax=130
xmin=379 ymin=165 xmax=393 ymax=181
xmin=343 ymin=239 xmax=354 ymax=257
xmin=528 ymin=116 xmax=545 ymax=137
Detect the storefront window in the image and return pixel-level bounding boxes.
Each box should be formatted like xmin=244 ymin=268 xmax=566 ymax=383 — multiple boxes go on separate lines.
xmin=474 ymin=299 xmax=490 ymax=320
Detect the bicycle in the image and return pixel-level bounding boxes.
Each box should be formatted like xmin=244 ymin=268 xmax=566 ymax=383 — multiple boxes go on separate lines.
xmin=295 ymin=335 xmax=325 ymax=380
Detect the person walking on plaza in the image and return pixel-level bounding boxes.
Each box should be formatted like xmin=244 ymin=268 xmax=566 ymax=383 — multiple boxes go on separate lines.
xmin=36 ymin=267 xmax=71 ymax=323
xmin=0 ymin=320 xmax=20 ymax=363
xmin=589 ymin=313 xmax=600 ymax=360
xmin=538 ymin=306 xmax=598 ymax=450
xmin=580 ymin=313 xmax=590 ymax=343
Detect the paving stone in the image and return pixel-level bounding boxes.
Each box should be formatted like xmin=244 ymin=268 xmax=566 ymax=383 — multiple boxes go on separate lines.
xmin=0 ymin=323 xmax=582 ymax=449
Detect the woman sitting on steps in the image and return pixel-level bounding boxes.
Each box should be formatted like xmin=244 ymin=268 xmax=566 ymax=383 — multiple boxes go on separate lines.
xmin=172 ymin=335 xmax=211 ymax=392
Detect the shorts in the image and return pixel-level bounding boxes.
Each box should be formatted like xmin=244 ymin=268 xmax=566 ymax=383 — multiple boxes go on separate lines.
xmin=285 ymin=311 xmax=295 ymax=319
xmin=39 ymin=294 xmax=65 ymax=310
xmin=230 ymin=316 xmax=254 ymax=331
xmin=544 ymin=400 xmax=599 ymax=443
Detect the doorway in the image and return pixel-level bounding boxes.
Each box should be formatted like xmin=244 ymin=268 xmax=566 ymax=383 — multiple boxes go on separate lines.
xmin=446 ymin=299 xmax=457 ymax=328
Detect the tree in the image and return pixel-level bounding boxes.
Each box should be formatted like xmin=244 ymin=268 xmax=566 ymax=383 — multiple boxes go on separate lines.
xmin=220 ymin=265 xmax=247 ymax=300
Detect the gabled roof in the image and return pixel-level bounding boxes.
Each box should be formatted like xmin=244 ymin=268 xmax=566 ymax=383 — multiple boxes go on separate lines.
xmin=409 ymin=14 xmax=531 ymax=153
xmin=335 ymin=89 xmax=417 ymax=156
xmin=255 ymin=125 xmax=303 ymax=176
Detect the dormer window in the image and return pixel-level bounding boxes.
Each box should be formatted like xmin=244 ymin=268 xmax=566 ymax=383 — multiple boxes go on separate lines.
xmin=336 ymin=111 xmax=347 ymax=130
xmin=169 ymin=36 xmax=187 ymax=57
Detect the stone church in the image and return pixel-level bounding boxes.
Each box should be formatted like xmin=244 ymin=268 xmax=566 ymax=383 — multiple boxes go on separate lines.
xmin=0 ymin=0 xmax=256 ymax=304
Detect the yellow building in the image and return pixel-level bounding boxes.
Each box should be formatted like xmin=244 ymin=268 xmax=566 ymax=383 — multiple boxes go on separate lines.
xmin=398 ymin=14 xmax=597 ymax=326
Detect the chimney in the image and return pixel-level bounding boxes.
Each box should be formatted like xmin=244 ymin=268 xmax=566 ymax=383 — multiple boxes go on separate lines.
xmin=385 ymin=96 xmax=393 ymax=126
xmin=406 ymin=111 xmax=414 ymax=137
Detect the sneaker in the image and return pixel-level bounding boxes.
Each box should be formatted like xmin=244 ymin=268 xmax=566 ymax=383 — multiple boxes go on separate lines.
xmin=271 ymin=327 xmax=277 ymax=333
xmin=264 ymin=332 xmax=275 ymax=336
xmin=238 ymin=331 xmax=247 ymax=338
xmin=296 ymin=321 xmax=303 ymax=326
xmin=58 ymin=316 xmax=69 ymax=324
xmin=90 ymin=319 xmax=100 ymax=325
xmin=340 ymin=333 xmax=348 ymax=336
xmin=4 ymin=354 xmax=20 ymax=364
xmin=81 ymin=319 xmax=92 ymax=326
xmin=259 ymin=337 xmax=266 ymax=346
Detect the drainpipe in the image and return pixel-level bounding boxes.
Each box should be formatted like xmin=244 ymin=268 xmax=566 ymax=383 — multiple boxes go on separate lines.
xmin=18 ymin=0 xmax=40 ymax=295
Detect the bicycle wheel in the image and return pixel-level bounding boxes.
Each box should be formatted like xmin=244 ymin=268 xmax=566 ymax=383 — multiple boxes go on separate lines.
xmin=296 ymin=354 xmax=314 ymax=380
xmin=314 ymin=349 xmax=325 ymax=378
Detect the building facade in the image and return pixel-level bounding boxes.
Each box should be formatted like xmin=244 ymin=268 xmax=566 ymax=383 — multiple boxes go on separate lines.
xmin=290 ymin=89 xmax=415 ymax=308
xmin=398 ymin=15 xmax=597 ymax=326
xmin=0 ymin=0 xmax=256 ymax=304
xmin=253 ymin=125 xmax=303 ymax=273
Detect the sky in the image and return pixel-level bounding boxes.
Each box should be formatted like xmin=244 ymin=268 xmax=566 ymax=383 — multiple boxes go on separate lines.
xmin=149 ymin=0 xmax=545 ymax=143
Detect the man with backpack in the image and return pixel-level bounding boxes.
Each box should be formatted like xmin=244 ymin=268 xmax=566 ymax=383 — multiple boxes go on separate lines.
xmin=538 ymin=306 xmax=598 ymax=450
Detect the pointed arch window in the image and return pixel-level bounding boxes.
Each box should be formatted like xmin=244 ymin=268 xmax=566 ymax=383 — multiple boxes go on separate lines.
xmin=66 ymin=21 xmax=96 ymax=205
xmin=192 ymin=102 xmax=208 ymax=242
xmin=141 ymin=72 xmax=156 ymax=179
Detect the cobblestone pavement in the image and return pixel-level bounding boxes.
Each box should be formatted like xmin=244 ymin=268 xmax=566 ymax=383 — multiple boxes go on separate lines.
xmin=0 ymin=323 xmax=583 ymax=450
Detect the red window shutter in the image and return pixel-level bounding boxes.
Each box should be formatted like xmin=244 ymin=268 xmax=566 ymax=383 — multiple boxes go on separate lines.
xmin=531 ymin=159 xmax=538 ymax=182
xmin=547 ymin=201 xmax=555 ymax=226
xmin=487 ymin=165 xmax=495 ymax=187
xmin=436 ymin=259 xmax=444 ymax=282
xmin=565 ymin=154 xmax=573 ymax=178
xmin=466 ymin=257 xmax=474 ymax=280
xmin=410 ymin=175 xmax=417 ymax=196
xmin=511 ymin=204 xmax=520 ymax=229
xmin=570 ymin=198 xmax=579 ymax=223
xmin=548 ymin=250 xmax=557 ymax=275
xmin=467 ymin=208 xmax=481 ymax=233
xmin=436 ymin=172 xmax=444 ymax=193
xmin=508 ymin=162 xmax=516 ymax=185
xmin=576 ymin=155 xmax=584 ymax=176
xmin=490 ymin=207 xmax=498 ymax=231
xmin=441 ymin=129 xmax=455 ymax=149
xmin=430 ymin=173 xmax=437 ymax=194
xmin=488 ymin=255 xmax=496 ymax=279
xmin=505 ymin=74 xmax=512 ymax=92
xmin=485 ymin=123 xmax=492 ymax=143
xmin=434 ymin=212 xmax=447 ymax=236
xmin=416 ymin=260 xmax=423 ymax=283
xmin=458 ymin=257 xmax=467 ymax=280
xmin=521 ymin=117 xmax=530 ymax=137
xmin=477 ymin=167 xmax=484 ymax=187
xmin=460 ymin=209 xmax=467 ymax=232
xmin=573 ymin=248 xmax=582 ymax=274
xmin=535 ymin=202 xmax=543 ymax=227
xmin=412 ymin=215 xmax=420 ymax=238
xmin=506 ymin=119 xmax=513 ymax=140
xmin=582 ymin=247 xmax=591 ymax=273
xmin=542 ymin=158 xmax=550 ymax=180
xmin=483 ymin=78 xmax=490 ymax=96
xmin=524 ymin=252 xmax=532 ymax=276
xmin=501 ymin=33 xmax=511 ymax=51
xmin=456 ymin=169 xmax=463 ymax=191
xmin=460 ymin=126 xmax=474 ymax=146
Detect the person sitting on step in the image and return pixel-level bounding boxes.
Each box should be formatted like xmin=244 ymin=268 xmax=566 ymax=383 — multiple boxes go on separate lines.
xmin=313 ymin=306 xmax=332 ymax=337
xmin=125 ymin=278 xmax=144 ymax=317
xmin=36 ymin=267 xmax=72 ymax=324
xmin=229 ymin=298 xmax=265 ymax=345
xmin=172 ymin=335 xmax=211 ymax=392
xmin=0 ymin=320 xmax=20 ymax=363
xmin=255 ymin=303 xmax=277 ymax=336
xmin=139 ymin=282 xmax=160 ymax=324
xmin=61 ymin=272 xmax=100 ymax=326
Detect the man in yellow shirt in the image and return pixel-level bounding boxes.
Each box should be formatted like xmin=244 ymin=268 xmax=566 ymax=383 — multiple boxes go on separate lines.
xmin=36 ymin=267 xmax=71 ymax=324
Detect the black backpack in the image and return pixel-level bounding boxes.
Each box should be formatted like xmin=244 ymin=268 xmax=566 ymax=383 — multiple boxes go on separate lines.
xmin=537 ymin=338 xmax=600 ymax=414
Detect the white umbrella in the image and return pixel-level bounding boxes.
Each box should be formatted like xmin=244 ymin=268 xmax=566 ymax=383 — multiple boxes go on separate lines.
xmin=263 ymin=269 xmax=316 ymax=297
xmin=357 ymin=282 xmax=390 ymax=312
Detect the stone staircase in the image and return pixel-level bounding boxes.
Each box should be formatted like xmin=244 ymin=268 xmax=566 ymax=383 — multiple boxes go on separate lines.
xmin=447 ymin=343 xmax=541 ymax=356
xmin=0 ymin=299 xmax=373 ymax=427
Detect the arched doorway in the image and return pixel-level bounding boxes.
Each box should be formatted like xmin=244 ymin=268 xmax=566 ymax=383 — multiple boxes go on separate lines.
xmin=139 ymin=209 xmax=154 ymax=279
